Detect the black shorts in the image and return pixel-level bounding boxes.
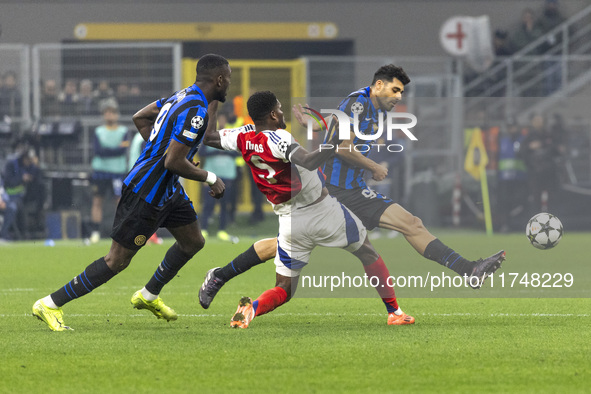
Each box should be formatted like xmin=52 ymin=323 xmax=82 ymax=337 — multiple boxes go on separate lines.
xmin=110 ymin=185 xmax=197 ymax=250
xmin=91 ymin=174 xmax=124 ymax=198
xmin=326 ymin=184 xmax=394 ymax=230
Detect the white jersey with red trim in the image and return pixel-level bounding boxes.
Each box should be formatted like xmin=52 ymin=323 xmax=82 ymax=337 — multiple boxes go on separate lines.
xmin=219 ymin=125 xmax=323 ymax=216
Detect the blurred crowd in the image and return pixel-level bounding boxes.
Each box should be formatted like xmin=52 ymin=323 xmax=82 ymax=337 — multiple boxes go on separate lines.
xmin=0 ymin=94 xmax=266 ymax=243
xmin=469 ymin=111 xmax=567 ymax=233
xmin=0 ymin=71 xmax=146 ymax=120
xmin=464 ymin=0 xmax=571 ymax=98
xmin=40 ymin=78 xmax=144 ymax=117
xmin=493 ymin=0 xmax=566 ymax=56
xmin=492 ymin=0 xmax=565 ymax=57
xmin=0 ymin=0 xmax=584 ymax=241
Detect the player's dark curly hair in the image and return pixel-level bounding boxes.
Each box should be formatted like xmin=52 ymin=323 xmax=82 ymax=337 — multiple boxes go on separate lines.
xmin=196 ymin=54 xmax=229 ymax=76
xmin=372 ymin=64 xmax=410 ymax=85
xmin=247 ymin=91 xmax=278 ymax=122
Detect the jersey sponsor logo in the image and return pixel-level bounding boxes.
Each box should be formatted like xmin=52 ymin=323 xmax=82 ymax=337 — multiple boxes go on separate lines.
xmin=183 ymin=129 xmax=197 ymax=139
xmin=246 ymin=140 xmax=264 ymax=153
xmin=134 ymin=235 xmax=147 ymax=246
xmin=191 ymin=115 xmax=204 ymax=129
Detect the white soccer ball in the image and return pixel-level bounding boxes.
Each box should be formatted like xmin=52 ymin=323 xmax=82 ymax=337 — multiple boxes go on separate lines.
xmin=526 ymin=213 xmax=563 ymax=250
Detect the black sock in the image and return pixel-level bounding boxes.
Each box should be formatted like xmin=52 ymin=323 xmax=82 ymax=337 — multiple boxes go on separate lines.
xmin=145 ymin=243 xmax=193 ymax=296
xmin=51 ymin=257 xmax=116 ymax=307
xmin=423 ymin=239 xmax=472 ymax=275
xmin=215 ymin=244 xmax=264 ymax=282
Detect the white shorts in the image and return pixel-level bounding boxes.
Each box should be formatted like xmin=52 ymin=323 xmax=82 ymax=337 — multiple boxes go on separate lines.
xmin=274 ymin=195 xmax=367 ymax=277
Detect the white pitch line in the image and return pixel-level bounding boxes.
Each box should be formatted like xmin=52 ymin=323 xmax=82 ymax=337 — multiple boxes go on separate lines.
xmin=3 ymin=312 xmax=589 ymax=318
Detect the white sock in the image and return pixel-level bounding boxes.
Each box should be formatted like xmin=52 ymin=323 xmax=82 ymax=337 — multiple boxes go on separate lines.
xmin=393 ymin=309 xmax=403 ymax=316
xmin=42 ymin=295 xmax=58 ymax=309
xmin=140 ymin=287 xmax=158 ymax=301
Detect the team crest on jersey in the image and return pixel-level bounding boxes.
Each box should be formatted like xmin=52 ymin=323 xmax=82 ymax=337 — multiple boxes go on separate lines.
xmin=350 ymin=102 xmax=365 ymax=114
xmin=134 ymin=235 xmax=147 ymax=246
xmin=191 ymin=116 xmax=204 ymax=129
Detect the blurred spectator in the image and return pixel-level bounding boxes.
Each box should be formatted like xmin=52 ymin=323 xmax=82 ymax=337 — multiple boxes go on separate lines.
xmin=539 ymin=0 xmax=566 ymax=33
xmin=496 ymin=121 xmax=528 ymax=232
xmin=493 ymin=29 xmax=514 ymax=57
xmin=0 ymin=174 xmax=19 ymax=243
xmin=488 ymin=30 xmax=514 ymax=97
xmin=0 ymin=71 xmax=22 ymax=119
xmin=88 ymin=102 xmax=130 ymax=244
xmin=58 ymin=79 xmax=79 ymax=117
xmin=41 ymin=79 xmax=60 ymax=117
xmin=128 ymin=131 xmax=145 ymax=171
xmin=116 ymin=82 xmax=140 ymax=115
xmin=93 ymin=79 xmax=116 ymax=114
xmin=512 ymin=8 xmax=544 ymax=53
xmin=511 ymin=8 xmax=545 ymax=96
xmin=232 ymin=94 xmax=254 ymax=126
xmin=539 ymin=0 xmax=566 ymax=94
xmin=122 ymin=84 xmax=144 ymax=115
xmin=198 ymin=112 xmax=239 ymax=243
xmin=2 ymin=141 xmax=44 ymax=240
xmin=115 ymin=82 xmax=130 ymax=114
xmin=521 ymin=113 xmax=565 ymax=213
xmin=77 ymin=79 xmax=99 ymax=116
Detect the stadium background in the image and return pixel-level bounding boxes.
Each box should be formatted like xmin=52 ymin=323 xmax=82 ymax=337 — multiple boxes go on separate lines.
xmin=1 ymin=1 xmax=590 ymax=393
xmin=2 ymin=0 xmax=591 ymax=240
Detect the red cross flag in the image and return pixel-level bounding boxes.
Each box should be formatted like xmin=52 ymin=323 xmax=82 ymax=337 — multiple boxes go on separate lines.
xmin=440 ymin=16 xmax=494 ymax=71
xmin=440 ymin=17 xmax=470 ymax=56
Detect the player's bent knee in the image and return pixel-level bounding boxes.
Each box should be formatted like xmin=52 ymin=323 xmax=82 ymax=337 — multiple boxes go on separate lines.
xmin=105 ymin=242 xmax=136 ymax=273
xmin=353 ymin=237 xmax=379 ymax=265
xmin=254 ymin=237 xmax=277 ymax=261
xmin=104 ymin=254 xmax=132 ymax=273
xmin=178 ymin=237 xmax=204 ymax=257
xmin=410 ymin=215 xmax=425 ymax=232
xmin=386 ymin=204 xmax=426 ymax=235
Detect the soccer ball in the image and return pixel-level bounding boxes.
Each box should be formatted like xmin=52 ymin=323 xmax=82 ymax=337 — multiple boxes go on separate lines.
xmin=526 ymin=213 xmax=563 ymax=250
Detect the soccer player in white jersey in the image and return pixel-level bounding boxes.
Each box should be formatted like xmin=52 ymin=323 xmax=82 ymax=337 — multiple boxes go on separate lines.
xmin=203 ymin=91 xmax=414 ymax=328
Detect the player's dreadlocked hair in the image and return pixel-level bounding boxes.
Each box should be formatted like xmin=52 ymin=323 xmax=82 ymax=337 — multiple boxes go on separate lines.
xmin=372 ymin=64 xmax=410 ymax=85
xmin=247 ymin=91 xmax=278 ymax=122
xmin=196 ymin=54 xmax=229 ymax=77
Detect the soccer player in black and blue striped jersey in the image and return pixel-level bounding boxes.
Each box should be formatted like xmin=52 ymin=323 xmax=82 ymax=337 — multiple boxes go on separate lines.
xmin=32 ymin=54 xmax=231 ymax=331
xmin=294 ymin=64 xmax=505 ymax=285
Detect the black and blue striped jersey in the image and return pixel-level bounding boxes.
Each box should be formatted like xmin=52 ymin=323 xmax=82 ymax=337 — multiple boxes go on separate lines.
xmin=124 ymin=84 xmax=209 ymax=206
xmin=322 ymin=86 xmax=379 ymax=189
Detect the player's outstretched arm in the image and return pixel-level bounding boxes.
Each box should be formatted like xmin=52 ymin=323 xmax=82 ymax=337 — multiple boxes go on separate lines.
xmin=164 ymin=140 xmax=225 ymax=199
xmin=290 ymin=143 xmax=335 ymax=171
xmin=336 ymin=130 xmax=388 ymax=181
xmin=132 ymin=101 xmax=160 ymax=141
xmin=292 ymin=103 xmax=321 ymax=131
xmin=289 ymin=123 xmax=343 ymax=170
xmin=203 ymin=101 xmax=223 ymax=150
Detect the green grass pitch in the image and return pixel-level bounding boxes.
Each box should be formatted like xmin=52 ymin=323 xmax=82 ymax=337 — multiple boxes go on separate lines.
xmin=1 ymin=230 xmax=590 ymax=393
